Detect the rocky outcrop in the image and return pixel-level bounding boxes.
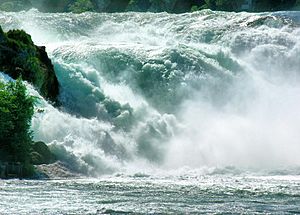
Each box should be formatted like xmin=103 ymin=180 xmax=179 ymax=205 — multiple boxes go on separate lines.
xmin=31 ymin=141 xmax=56 ymax=165
xmin=0 ymin=26 xmax=59 ymax=102
xmin=35 ymin=161 xmax=81 ymax=179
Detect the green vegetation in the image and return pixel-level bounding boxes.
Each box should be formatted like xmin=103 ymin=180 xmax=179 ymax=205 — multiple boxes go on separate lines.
xmin=0 ymin=78 xmax=56 ymax=178
xmin=0 ymin=78 xmax=35 ymax=176
xmin=0 ymin=0 xmax=32 ymax=12
xmin=68 ymin=0 xmax=94 ymax=13
xmin=0 ymin=26 xmax=58 ymax=178
xmin=1 ymin=0 xmax=300 ymax=13
xmin=0 ymin=26 xmax=59 ymax=102
xmin=3 ymin=0 xmax=298 ymax=13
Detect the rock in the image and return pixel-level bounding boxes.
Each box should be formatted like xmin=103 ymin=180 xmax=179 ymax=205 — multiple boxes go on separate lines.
xmin=35 ymin=161 xmax=81 ymax=179
xmin=31 ymin=141 xmax=56 ymax=165
xmin=0 ymin=26 xmax=59 ymax=102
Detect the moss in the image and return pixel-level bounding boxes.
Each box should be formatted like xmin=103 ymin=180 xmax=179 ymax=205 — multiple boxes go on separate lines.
xmin=6 ymin=29 xmax=35 ymax=47
xmin=0 ymin=27 xmax=59 ymax=102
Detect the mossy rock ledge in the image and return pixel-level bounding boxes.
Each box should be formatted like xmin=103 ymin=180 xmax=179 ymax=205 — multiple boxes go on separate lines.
xmin=0 ymin=25 xmax=59 ymax=102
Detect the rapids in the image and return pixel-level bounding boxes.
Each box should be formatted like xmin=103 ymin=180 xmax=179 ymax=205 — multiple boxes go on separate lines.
xmin=0 ymin=9 xmax=300 ymax=176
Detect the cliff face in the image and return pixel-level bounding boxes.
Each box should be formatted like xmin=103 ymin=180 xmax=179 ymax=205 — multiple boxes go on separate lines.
xmin=0 ymin=26 xmax=59 ymax=102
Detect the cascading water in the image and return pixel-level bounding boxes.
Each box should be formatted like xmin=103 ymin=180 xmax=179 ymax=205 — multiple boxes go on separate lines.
xmin=1 ymin=9 xmax=300 ymax=176
xmin=1 ymin=9 xmax=300 ymax=214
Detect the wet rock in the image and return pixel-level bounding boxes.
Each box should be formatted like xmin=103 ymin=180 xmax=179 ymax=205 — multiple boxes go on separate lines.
xmin=35 ymin=161 xmax=82 ymax=179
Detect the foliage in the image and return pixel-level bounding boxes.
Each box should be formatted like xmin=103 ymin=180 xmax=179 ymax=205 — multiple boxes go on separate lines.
xmin=68 ymin=0 xmax=95 ymax=13
xmin=0 ymin=78 xmax=35 ymax=159
xmin=2 ymin=0 xmax=299 ymax=13
xmin=2 ymin=29 xmax=44 ymax=87
xmin=191 ymin=5 xmax=200 ymax=12
xmin=0 ymin=78 xmax=35 ymax=175
xmin=0 ymin=27 xmax=59 ymax=102
xmin=1 ymin=0 xmax=300 ymax=13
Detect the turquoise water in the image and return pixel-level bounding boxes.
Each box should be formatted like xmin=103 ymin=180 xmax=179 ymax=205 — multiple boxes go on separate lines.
xmin=1 ymin=9 xmax=300 ymax=214
xmin=0 ymin=174 xmax=300 ymax=214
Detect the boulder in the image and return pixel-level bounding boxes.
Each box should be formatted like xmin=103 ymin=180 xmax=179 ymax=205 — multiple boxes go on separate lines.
xmin=31 ymin=141 xmax=56 ymax=165
xmin=35 ymin=161 xmax=81 ymax=179
xmin=0 ymin=26 xmax=59 ymax=102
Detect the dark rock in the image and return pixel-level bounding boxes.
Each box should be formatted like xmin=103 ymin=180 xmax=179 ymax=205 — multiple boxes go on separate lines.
xmin=31 ymin=141 xmax=56 ymax=165
xmin=0 ymin=26 xmax=59 ymax=102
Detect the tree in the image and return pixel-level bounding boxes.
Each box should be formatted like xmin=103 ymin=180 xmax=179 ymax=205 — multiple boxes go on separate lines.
xmin=0 ymin=78 xmax=35 ymax=175
xmin=68 ymin=0 xmax=95 ymax=13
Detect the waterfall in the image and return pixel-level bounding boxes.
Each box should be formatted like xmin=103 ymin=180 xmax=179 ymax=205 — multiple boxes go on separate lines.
xmin=1 ymin=9 xmax=300 ymax=175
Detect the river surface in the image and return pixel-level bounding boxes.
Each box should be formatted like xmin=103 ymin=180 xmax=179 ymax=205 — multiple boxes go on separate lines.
xmin=1 ymin=174 xmax=300 ymax=214
xmin=0 ymin=9 xmax=300 ymax=214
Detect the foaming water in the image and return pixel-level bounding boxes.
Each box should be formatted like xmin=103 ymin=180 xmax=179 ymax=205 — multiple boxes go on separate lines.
xmin=0 ymin=175 xmax=300 ymax=214
xmin=0 ymin=9 xmax=300 ymax=175
xmin=165 ymin=80 xmax=300 ymax=170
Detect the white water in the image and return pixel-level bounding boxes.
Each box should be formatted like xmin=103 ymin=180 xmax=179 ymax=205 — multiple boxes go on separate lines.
xmin=1 ymin=9 xmax=300 ymax=176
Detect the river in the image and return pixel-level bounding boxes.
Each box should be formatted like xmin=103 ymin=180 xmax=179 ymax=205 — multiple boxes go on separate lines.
xmin=0 ymin=9 xmax=300 ymax=214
